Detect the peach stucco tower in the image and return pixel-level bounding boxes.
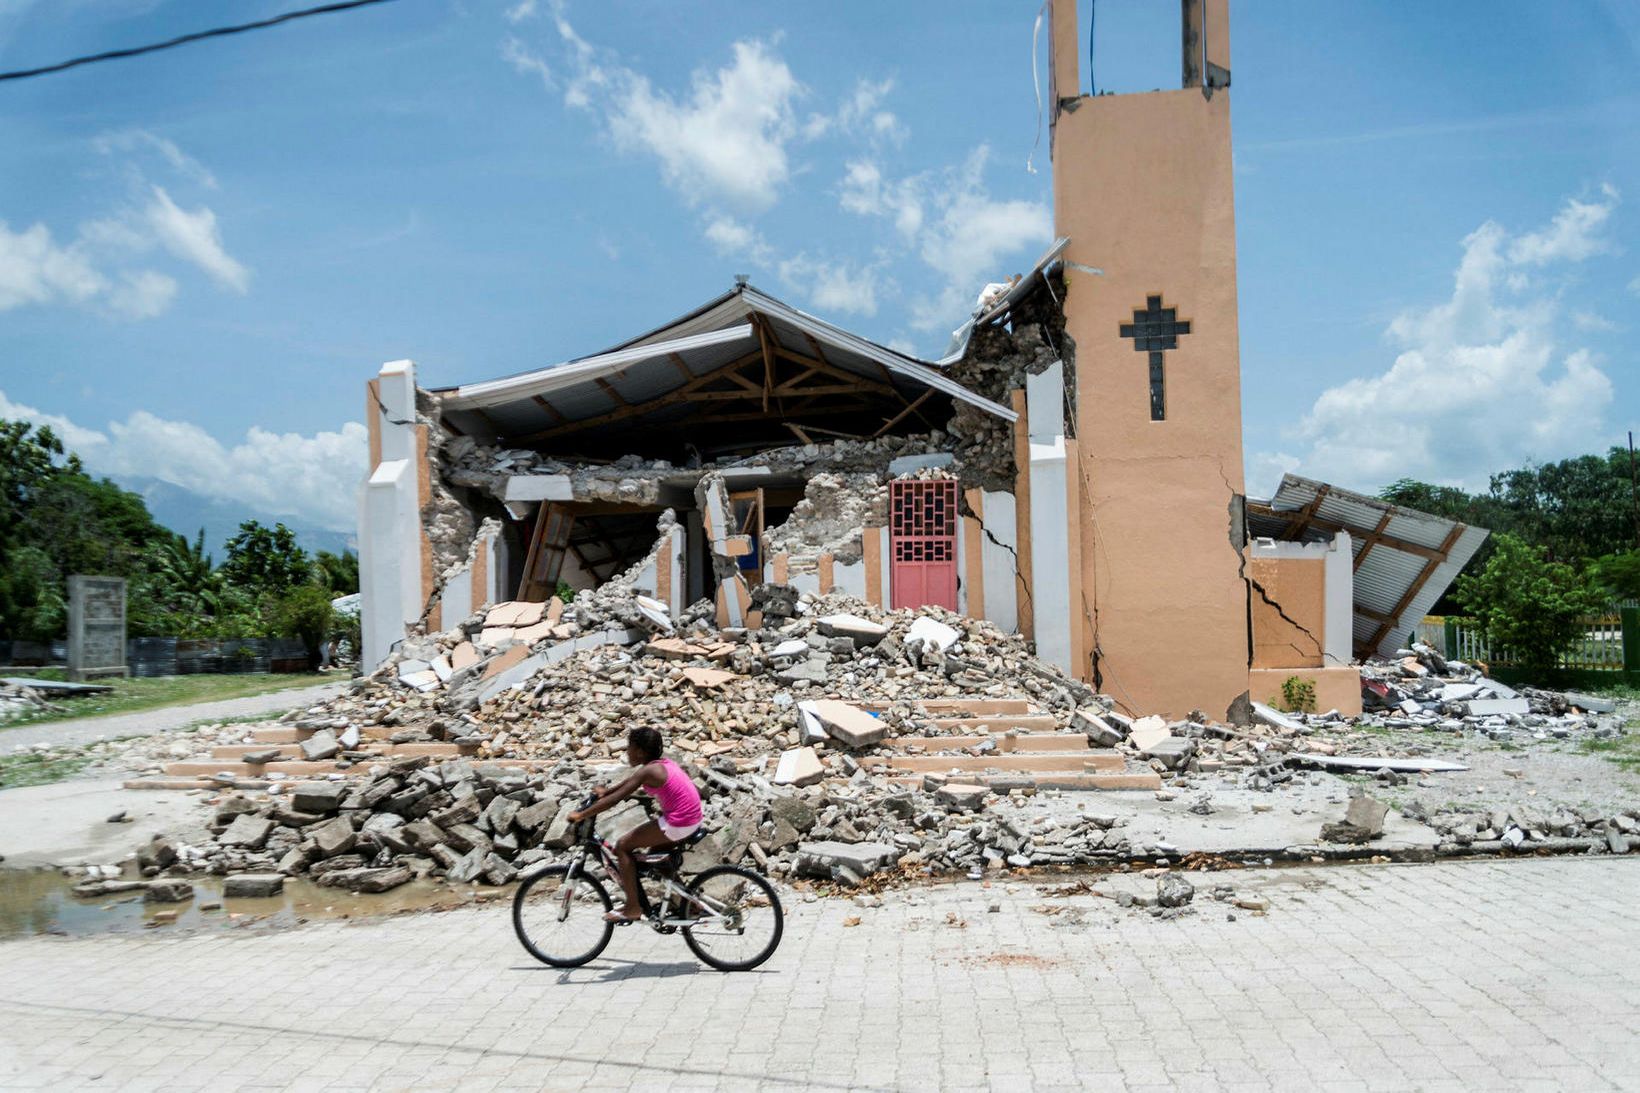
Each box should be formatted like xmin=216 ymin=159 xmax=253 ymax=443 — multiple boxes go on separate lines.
xmin=1049 ymin=0 xmax=1250 ymax=718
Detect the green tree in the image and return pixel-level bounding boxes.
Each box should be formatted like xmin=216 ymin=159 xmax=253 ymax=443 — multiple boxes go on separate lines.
xmin=1487 ymin=449 xmax=1635 ymax=561
xmin=1455 ymin=534 xmax=1607 ymax=673
xmin=221 ymin=521 xmax=311 ymax=596
xmin=270 ymin=584 xmax=335 ymax=669
xmin=1592 ymin=550 xmax=1640 ymax=604
xmin=311 ymin=549 xmax=359 ymax=595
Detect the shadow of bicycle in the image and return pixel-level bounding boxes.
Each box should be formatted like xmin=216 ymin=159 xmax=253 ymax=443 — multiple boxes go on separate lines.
xmin=510 ymin=956 xmax=782 ymax=984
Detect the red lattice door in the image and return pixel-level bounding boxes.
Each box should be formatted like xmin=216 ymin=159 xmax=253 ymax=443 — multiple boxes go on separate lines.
xmin=889 ymin=479 xmax=958 ymax=611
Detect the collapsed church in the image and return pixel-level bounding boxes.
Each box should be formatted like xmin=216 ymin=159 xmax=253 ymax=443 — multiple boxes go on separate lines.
xmin=358 ymin=0 xmax=1485 ymax=722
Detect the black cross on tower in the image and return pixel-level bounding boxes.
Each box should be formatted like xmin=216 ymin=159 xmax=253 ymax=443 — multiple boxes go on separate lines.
xmin=1118 ymin=295 xmax=1191 ymax=421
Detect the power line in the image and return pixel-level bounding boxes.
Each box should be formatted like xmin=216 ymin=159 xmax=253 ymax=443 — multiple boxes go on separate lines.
xmin=0 ymin=0 xmax=402 ymax=85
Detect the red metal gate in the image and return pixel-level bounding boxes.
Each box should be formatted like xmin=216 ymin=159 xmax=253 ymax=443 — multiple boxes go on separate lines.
xmin=889 ymin=479 xmax=958 ymax=611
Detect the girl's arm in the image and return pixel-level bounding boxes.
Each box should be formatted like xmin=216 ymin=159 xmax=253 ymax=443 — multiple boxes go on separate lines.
xmin=567 ymin=764 xmax=657 ymax=821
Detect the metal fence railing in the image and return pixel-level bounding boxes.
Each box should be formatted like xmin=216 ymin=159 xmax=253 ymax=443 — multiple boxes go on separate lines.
xmin=1421 ymin=608 xmax=1636 ymax=675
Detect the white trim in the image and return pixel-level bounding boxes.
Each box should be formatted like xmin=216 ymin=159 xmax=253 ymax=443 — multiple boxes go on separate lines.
xmin=442 ymin=325 xmax=755 ymax=410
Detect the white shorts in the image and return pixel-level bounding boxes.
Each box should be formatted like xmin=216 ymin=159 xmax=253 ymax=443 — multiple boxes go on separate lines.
xmin=658 ymin=817 xmax=701 ymax=842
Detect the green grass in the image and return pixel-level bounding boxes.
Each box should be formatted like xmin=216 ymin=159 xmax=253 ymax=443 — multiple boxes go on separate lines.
xmin=0 ymin=673 xmax=327 ymax=731
xmin=1578 ymin=732 xmax=1640 ymax=772
xmin=0 ymin=753 xmax=94 ymax=788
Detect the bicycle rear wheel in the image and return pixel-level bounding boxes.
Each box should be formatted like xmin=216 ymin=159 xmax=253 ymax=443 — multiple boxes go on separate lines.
xmin=513 ymin=864 xmax=614 ymax=968
xmin=681 ymin=865 xmax=784 ymax=972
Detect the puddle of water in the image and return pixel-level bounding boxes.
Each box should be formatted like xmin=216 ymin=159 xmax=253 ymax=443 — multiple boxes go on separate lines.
xmin=0 ymin=867 xmax=496 ymax=939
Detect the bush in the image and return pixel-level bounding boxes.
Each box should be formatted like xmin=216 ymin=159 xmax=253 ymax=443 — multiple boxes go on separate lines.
xmin=1455 ymin=533 xmax=1607 ymax=673
xmin=1280 ymin=676 xmax=1317 ymax=714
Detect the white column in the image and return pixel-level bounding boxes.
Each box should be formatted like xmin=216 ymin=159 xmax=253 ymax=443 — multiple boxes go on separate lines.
xmin=359 ymin=358 xmax=423 ymax=668
xmin=1025 ymin=361 xmax=1071 ymax=673
xmin=980 ymin=490 xmax=1019 ymax=634
xmin=1323 ymin=530 xmax=1354 ymax=666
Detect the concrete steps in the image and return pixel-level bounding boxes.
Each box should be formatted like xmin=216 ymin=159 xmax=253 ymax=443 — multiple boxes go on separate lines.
xmin=918 ymin=714 xmax=1061 ymax=733
xmin=206 ymin=742 xmax=466 ymax=760
xmin=891 ymin=733 xmax=1092 ymax=753
xmin=885 ymin=771 xmax=1161 ymax=791
xmin=864 ymin=752 xmax=1127 ymax=774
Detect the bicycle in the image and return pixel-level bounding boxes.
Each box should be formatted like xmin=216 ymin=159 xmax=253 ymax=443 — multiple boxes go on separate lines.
xmin=512 ymin=795 xmax=784 ymax=972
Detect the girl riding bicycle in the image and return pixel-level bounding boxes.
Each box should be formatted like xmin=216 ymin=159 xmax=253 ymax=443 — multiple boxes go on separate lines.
xmin=565 ymin=725 xmax=703 ymax=924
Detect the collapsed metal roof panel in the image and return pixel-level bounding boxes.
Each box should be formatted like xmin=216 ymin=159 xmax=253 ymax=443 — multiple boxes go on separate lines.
xmin=939 ymin=237 xmax=1070 ymax=364
xmin=1260 ymin=474 xmax=1490 ymax=660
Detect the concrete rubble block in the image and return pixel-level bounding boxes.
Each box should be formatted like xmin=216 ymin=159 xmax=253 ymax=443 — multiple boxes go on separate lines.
xmin=447 ymin=846 xmax=488 ymax=884
xmin=1250 ymin=702 xmax=1304 ymax=733
xmin=241 ymin=748 xmax=282 ymax=766
xmin=449 ymin=641 xmax=480 ymax=671
xmin=1073 ymin=708 xmax=1125 ymax=747
xmin=292 ymin=781 xmax=349 ymax=813
xmin=776 ymin=660 xmax=829 ymax=685
xmin=300 ymin=731 xmax=341 ymax=762
xmin=1563 ymin=691 xmax=1616 ymax=714
xmin=795 ymin=840 xmax=901 ymax=883
xmin=1438 ymin=683 xmax=1483 ymax=703
xmin=1466 ymin=698 xmax=1530 ymax=716
xmin=1345 ymin=795 xmax=1389 ymax=837
xmin=144 ymin=880 xmax=194 ymax=904
xmin=402 ymin=819 xmax=446 ymax=851
xmin=634 ymin=595 xmax=675 ymax=633
xmin=770 ymin=639 xmax=810 ymax=658
xmin=318 ymin=865 xmax=414 ymax=893
xmin=1157 ymin=874 xmax=1195 ymax=908
xmin=804 ymin=699 xmax=888 ymax=748
xmin=540 ymin=811 xmax=577 ymax=850
xmin=396 ymin=659 xmax=432 ymax=681
xmin=1128 ymin=715 xmax=1171 ymax=753
xmin=514 ymin=797 xmax=559 ymax=833
xmin=773 ymin=746 xmax=827 ymax=787
xmin=1141 ymin=736 xmax=1196 ymax=770
xmin=309 ymin=815 xmax=357 ymax=858
xmin=218 ymin=814 xmax=275 ymax=850
xmin=223 ymin=873 xmax=285 ymax=898
xmin=935 ymin=783 xmax=989 ymax=812
xmin=796 ymin=702 xmax=829 ymax=745
xmin=429 ymin=654 xmax=453 ymax=682
xmin=339 ymin=724 xmax=361 ymax=750
xmin=904 ymin=617 xmax=959 ymax=653
xmin=483 ymin=795 xmax=521 ymax=836
xmin=817 ymin=613 xmax=890 ymax=646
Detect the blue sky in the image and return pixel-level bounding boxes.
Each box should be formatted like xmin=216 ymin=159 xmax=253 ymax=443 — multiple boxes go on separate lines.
xmin=0 ymin=0 xmax=1636 ymax=544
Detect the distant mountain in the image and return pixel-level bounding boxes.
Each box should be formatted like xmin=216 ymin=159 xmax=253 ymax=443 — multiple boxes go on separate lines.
xmin=129 ymin=478 xmax=357 ymax=559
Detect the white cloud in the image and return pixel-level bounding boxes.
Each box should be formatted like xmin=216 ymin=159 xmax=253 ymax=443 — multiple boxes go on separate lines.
xmin=1253 ymin=191 xmax=1621 ymax=493
xmin=1572 ymin=310 xmax=1618 ymax=332
xmin=107 ymin=269 xmax=178 ymax=319
xmin=0 ymin=221 xmax=106 ymax=311
xmin=703 ymin=215 xmax=770 ymax=262
xmin=142 ymin=186 xmax=249 ymax=293
xmin=910 ymin=149 xmax=1053 ymax=332
xmin=549 ymin=16 xmax=800 ymax=212
xmin=93 ymin=129 xmax=218 ymax=190
xmin=838 ymin=159 xmax=923 ymax=237
xmin=1506 ymin=184 xmax=1617 ymax=265
xmin=501 ymin=35 xmax=553 ymax=89
xmin=777 ymin=255 xmax=882 ymax=317
xmin=504 ymin=0 xmax=537 ymax=22
xmin=0 ymin=389 xmax=367 ymax=533
xmin=1628 ymin=273 xmax=1640 ymax=297
xmin=803 ymin=78 xmax=905 ymax=144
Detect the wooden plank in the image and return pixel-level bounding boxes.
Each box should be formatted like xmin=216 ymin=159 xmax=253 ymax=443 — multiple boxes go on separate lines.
xmin=509 ymin=349 xmax=765 ymax=443
xmin=871 ymin=389 xmax=935 ymax=438
xmin=1352 ymin=511 xmax=1395 ymax=572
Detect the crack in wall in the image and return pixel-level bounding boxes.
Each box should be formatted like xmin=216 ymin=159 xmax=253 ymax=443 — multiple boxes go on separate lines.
xmin=959 ymin=495 xmax=1034 ymax=617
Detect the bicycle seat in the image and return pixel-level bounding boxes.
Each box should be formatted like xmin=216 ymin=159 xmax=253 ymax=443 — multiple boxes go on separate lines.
xmin=633 ymin=828 xmax=709 ymax=866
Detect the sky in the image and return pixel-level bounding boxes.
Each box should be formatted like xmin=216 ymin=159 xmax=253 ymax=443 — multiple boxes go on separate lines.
xmin=0 ymin=0 xmax=1637 ymax=547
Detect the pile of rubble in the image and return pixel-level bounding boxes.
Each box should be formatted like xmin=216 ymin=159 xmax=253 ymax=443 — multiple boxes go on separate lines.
xmin=132 ymin=587 xmax=1183 ymax=891
xmin=0 ymin=680 xmax=59 ymax=724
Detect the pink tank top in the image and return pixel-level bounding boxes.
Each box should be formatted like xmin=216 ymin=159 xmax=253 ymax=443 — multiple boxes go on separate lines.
xmin=641 ymin=758 xmax=703 ymax=827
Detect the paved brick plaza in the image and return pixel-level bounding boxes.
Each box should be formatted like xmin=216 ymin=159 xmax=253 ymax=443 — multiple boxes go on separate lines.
xmin=0 ymin=856 xmax=1635 ymax=1091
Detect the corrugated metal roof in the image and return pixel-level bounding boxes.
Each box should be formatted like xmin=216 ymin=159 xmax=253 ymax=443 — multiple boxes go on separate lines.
xmin=432 ymin=283 xmax=1016 ymax=441
xmin=1260 ymin=474 xmax=1490 ymax=659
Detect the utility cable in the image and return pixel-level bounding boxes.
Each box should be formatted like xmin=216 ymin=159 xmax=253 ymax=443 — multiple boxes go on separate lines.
xmin=0 ymin=0 xmax=402 ymax=84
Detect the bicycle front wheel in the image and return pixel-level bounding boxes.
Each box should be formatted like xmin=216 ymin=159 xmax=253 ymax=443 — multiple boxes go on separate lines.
xmin=681 ymin=865 xmax=784 ymax=972
xmin=513 ymin=864 xmax=614 ymax=968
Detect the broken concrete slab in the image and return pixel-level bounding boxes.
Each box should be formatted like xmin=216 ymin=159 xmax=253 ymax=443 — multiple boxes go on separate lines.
xmin=143 ymin=880 xmax=194 ymax=904
xmin=299 ymin=731 xmax=340 ymax=762
xmin=1128 ymin=715 xmax=1171 ymax=753
xmin=634 ymin=594 xmax=674 ymax=633
xmin=680 ymin=667 xmax=739 ymax=690
xmin=817 ymin=613 xmax=890 ymax=646
xmin=1140 ymin=736 xmax=1196 ymax=770
xmin=803 ymin=699 xmax=888 ymax=748
xmin=1250 ymin=702 xmax=1304 ymax=733
xmin=1466 ymin=698 xmax=1530 ymax=716
xmin=935 ymin=783 xmax=989 ymax=812
xmin=292 ymin=781 xmax=348 ymax=813
xmin=904 ymin=617 xmax=959 ymax=653
xmin=1073 ymin=709 xmax=1125 ymax=747
xmin=1290 ymin=754 xmax=1468 ymax=774
xmin=1564 ymin=692 xmax=1617 ymax=714
xmin=773 ymin=746 xmax=826 ymax=787
xmin=795 ymin=840 xmax=900 ymax=883
xmin=1345 ymin=795 xmax=1389 ymax=836
xmin=223 ymin=873 xmax=285 ymax=898
xmin=217 ymin=814 xmax=274 ymax=850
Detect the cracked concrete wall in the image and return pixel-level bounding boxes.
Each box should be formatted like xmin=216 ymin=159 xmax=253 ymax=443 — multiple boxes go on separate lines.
xmin=1054 ymin=81 xmax=1251 ymax=718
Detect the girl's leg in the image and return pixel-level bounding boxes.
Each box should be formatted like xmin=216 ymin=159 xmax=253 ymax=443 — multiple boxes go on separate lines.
xmin=608 ymin=820 xmax=673 ymax=922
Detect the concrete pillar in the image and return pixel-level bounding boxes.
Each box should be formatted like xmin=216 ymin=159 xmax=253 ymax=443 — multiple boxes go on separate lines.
xmin=1026 ymin=362 xmax=1072 ymax=673
xmin=359 ymin=359 xmax=424 ymax=668
xmin=1323 ymin=531 xmax=1353 ymax=667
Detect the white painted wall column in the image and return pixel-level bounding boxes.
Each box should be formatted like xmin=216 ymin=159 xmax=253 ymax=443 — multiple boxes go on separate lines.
xmin=980 ymin=490 xmax=1019 ymax=634
xmin=1026 ymin=362 xmax=1072 ymax=673
xmin=359 ymin=359 xmax=423 ymax=668
xmin=1323 ymin=530 xmax=1353 ymax=666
